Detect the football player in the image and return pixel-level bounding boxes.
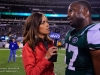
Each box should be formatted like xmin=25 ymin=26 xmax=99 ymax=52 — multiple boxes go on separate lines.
xmin=65 ymin=0 xmax=100 ymax=75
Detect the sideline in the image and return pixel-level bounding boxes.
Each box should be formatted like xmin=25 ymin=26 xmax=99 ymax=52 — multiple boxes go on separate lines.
xmin=0 ymin=49 xmax=22 ymax=50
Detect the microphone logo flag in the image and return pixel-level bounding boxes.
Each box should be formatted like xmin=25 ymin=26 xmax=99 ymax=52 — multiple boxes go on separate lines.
xmin=49 ymin=32 xmax=60 ymax=40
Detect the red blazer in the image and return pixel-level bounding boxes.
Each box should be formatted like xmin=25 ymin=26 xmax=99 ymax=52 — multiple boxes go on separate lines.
xmin=22 ymin=42 xmax=55 ymax=75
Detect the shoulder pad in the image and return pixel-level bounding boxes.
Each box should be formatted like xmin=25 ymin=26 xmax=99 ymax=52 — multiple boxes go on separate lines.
xmin=88 ymin=23 xmax=100 ymax=31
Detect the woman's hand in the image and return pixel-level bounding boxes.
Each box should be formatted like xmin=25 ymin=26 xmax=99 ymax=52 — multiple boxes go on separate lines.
xmin=45 ymin=46 xmax=58 ymax=60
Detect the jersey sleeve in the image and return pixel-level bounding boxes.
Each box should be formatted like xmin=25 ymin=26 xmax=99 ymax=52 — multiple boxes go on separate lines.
xmin=87 ymin=29 xmax=100 ymax=50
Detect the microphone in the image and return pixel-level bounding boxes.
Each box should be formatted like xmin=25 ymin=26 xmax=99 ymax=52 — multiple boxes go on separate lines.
xmin=49 ymin=32 xmax=60 ymax=62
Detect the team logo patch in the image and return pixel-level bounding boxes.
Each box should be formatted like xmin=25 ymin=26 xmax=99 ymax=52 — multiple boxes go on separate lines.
xmin=72 ymin=37 xmax=78 ymax=43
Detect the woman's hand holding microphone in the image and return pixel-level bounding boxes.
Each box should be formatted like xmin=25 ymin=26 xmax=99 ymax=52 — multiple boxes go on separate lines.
xmin=45 ymin=46 xmax=58 ymax=60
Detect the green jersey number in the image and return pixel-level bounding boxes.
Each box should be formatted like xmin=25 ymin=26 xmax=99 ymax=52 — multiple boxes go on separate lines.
xmin=68 ymin=44 xmax=78 ymax=71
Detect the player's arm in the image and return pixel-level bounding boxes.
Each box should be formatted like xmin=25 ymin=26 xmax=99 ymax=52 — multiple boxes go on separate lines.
xmin=87 ymin=25 xmax=100 ymax=75
xmin=90 ymin=50 xmax=100 ymax=75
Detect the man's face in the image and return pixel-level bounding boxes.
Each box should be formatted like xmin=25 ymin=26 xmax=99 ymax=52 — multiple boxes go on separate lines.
xmin=67 ymin=2 xmax=85 ymax=28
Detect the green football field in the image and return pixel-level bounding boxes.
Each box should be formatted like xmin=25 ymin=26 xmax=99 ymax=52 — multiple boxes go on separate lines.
xmin=0 ymin=48 xmax=66 ymax=75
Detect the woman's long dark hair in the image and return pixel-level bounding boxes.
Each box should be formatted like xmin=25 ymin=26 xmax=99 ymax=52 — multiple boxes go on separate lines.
xmin=23 ymin=12 xmax=52 ymax=51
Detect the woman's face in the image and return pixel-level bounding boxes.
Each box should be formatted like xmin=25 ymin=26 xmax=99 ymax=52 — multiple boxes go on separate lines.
xmin=38 ymin=15 xmax=50 ymax=38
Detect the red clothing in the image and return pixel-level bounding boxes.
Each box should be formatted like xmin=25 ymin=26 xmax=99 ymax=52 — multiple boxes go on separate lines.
xmin=22 ymin=42 xmax=55 ymax=75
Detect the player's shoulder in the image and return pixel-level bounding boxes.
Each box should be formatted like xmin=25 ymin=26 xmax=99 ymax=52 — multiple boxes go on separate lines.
xmin=86 ymin=22 xmax=100 ymax=36
xmin=87 ymin=22 xmax=100 ymax=36
xmin=88 ymin=22 xmax=100 ymax=31
xmin=87 ymin=23 xmax=100 ymax=49
xmin=80 ymin=22 xmax=100 ymax=36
